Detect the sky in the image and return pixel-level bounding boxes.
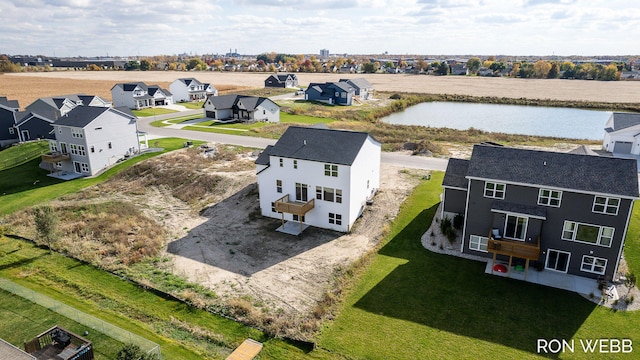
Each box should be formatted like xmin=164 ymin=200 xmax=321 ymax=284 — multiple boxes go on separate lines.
xmin=1 ymin=0 xmax=639 ymax=57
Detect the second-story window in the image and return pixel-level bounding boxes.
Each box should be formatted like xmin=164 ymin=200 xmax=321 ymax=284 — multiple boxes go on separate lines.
xmin=593 ymin=196 xmax=620 ymax=215
xmin=484 ymin=181 xmax=505 ymax=199
xmin=538 ymin=189 xmax=562 ymax=207
xmin=279 ymin=158 xmax=283 ymax=167
xmin=71 ymin=128 xmax=83 ymax=138
xmin=293 ymin=160 xmax=298 ymax=169
xmin=324 ymin=164 xmax=338 ymax=177
xmin=276 ymin=180 xmax=282 ymax=193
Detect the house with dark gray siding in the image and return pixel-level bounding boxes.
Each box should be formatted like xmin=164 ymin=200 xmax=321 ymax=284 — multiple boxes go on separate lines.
xmin=264 ymin=74 xmax=299 ymax=88
xmin=304 ymin=82 xmax=354 ymax=105
xmin=0 ymin=96 xmax=20 ymax=147
xmin=442 ymin=144 xmax=638 ymax=282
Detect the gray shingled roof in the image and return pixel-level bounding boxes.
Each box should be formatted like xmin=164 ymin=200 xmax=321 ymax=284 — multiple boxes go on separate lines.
xmin=206 ymin=94 xmax=240 ymax=109
xmin=491 ymin=201 xmax=547 ymax=219
xmin=54 ymin=106 xmax=133 ymax=128
xmin=466 ymin=144 xmax=638 ymax=198
xmin=442 ymin=158 xmax=470 ymax=189
xmin=0 ymin=96 xmax=20 ymax=109
xmin=258 ymin=126 xmax=378 ymax=165
xmin=339 ymin=78 xmax=373 ymax=89
xmin=610 ymin=112 xmax=640 ymax=132
xmin=255 ymin=145 xmax=273 ymax=166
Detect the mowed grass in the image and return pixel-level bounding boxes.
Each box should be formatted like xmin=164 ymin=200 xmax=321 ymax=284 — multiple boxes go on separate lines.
xmin=0 ymin=290 xmax=123 ymax=360
xmin=0 ymin=138 xmax=200 ymax=216
xmin=318 ymin=172 xmax=640 ymax=359
xmin=132 ymin=107 xmax=178 ymax=117
xmin=180 ymin=113 xmax=335 ymax=136
xmin=0 ymin=140 xmax=50 ymax=171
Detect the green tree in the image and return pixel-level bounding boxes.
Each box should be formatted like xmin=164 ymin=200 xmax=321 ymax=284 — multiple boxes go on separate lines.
xmin=116 ymin=344 xmax=159 ymax=360
xmin=466 ymin=57 xmax=481 ymax=74
xmin=124 ymin=61 xmax=140 ymax=71
xmin=186 ymin=58 xmax=205 ymax=71
xmin=600 ymin=64 xmax=620 ymax=81
xmin=547 ymin=62 xmax=560 ymax=79
xmin=139 ymin=59 xmax=152 ymax=71
xmin=533 ymin=60 xmax=551 ymax=78
xmin=437 ymin=61 xmax=450 ymax=75
xmin=33 ymin=205 xmax=58 ymax=253
xmin=362 ymin=62 xmax=379 ymax=73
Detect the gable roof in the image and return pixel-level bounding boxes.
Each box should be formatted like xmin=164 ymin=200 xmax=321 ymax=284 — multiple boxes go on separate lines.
xmin=609 ymin=112 xmax=640 ymax=132
xmin=54 ymin=106 xmax=134 ymax=128
xmin=466 ymin=144 xmax=638 ymax=198
xmin=442 ymin=158 xmax=470 ymax=189
xmin=339 ymin=78 xmax=373 ymax=89
xmin=176 ymin=78 xmax=202 ymax=86
xmin=329 ymin=81 xmax=354 ymax=93
xmin=262 ymin=126 xmax=378 ymax=165
xmin=148 ymin=85 xmax=172 ymax=96
xmin=0 ymin=96 xmax=20 ymax=110
xmin=206 ymin=94 xmax=240 ymax=109
xmin=113 ymin=82 xmax=148 ymax=92
xmin=237 ymin=96 xmax=271 ymax=111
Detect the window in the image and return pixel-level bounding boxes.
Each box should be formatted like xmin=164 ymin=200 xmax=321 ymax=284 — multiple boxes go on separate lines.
xmin=562 ymin=221 xmax=614 ymax=247
xmin=324 ymin=164 xmax=338 ymax=177
xmin=279 ymin=158 xmax=283 ymax=167
xmin=50 ymin=142 xmax=58 ymax=152
xmin=270 ymin=202 xmax=281 ymax=213
xmin=293 ymin=160 xmax=298 ymax=169
xmin=71 ymin=128 xmax=83 ymax=138
xmin=593 ymin=196 xmax=620 ymax=215
xmin=316 ymin=186 xmax=322 ymax=200
xmin=80 ymin=162 xmax=89 ymax=173
xmin=69 ymin=144 xmax=86 ymax=156
xmin=336 ymin=189 xmax=342 ymax=203
xmin=484 ymin=182 xmax=505 ymax=199
xmin=293 ymin=214 xmax=305 ymax=222
xmin=295 ymin=183 xmax=308 ymax=202
xmin=276 ymin=180 xmax=282 ymax=193
xmin=108 ymin=142 xmax=112 ymax=149
xmin=324 ymin=187 xmax=334 ymax=202
xmin=469 ymin=235 xmax=488 ymax=252
xmin=504 ymin=215 xmax=527 ymax=240
xmin=581 ymin=255 xmax=607 ymax=275
xmin=8 ymin=127 xmax=14 ymax=134
xmin=329 ymin=213 xmax=342 ymax=225
xmin=546 ymin=249 xmax=571 ymax=273
xmin=90 ymin=145 xmax=95 ymax=153
xmin=538 ymin=189 xmax=562 ymax=207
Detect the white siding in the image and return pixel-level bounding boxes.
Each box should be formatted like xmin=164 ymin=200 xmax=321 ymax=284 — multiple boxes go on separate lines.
xmin=83 ymin=111 xmax=139 ymax=175
xmin=347 ymin=136 xmax=381 ymax=228
xmin=255 ymin=100 xmax=280 ymax=123
xmin=169 ymin=81 xmax=190 ymax=102
xmin=111 ymin=86 xmax=136 ymax=109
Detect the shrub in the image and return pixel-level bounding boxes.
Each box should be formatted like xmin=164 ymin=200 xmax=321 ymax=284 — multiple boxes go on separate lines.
xmin=453 ymin=214 xmax=464 ymax=230
xmin=439 ymin=217 xmax=452 ymax=234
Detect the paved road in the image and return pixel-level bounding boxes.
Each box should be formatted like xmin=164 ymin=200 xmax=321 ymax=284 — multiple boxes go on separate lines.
xmin=137 ymin=114 xmax=449 ymax=171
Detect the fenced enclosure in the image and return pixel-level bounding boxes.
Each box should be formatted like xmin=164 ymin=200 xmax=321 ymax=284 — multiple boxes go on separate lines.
xmin=0 ymin=277 xmax=161 ymax=358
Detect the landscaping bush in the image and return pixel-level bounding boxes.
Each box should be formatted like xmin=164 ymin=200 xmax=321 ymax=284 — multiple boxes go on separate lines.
xmin=453 ymin=214 xmax=464 ymax=230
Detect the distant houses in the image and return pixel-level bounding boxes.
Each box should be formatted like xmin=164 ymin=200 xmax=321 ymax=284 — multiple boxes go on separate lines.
xmin=304 ymin=78 xmax=374 ymax=105
xmin=264 ymin=74 xmax=299 ymax=88
xmin=203 ymin=94 xmax=280 ymax=123
xmin=111 ymin=82 xmax=173 ymax=110
xmin=170 ymin=78 xmax=217 ymax=102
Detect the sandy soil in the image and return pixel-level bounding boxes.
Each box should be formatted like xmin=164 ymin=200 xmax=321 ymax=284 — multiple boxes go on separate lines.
xmin=129 ymin=147 xmax=428 ymax=314
xmin=4 ymin=71 xmax=640 ymax=106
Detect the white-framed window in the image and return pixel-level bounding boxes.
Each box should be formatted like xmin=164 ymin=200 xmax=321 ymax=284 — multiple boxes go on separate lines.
xmin=49 ymin=142 xmax=58 ymax=152
xmin=80 ymin=162 xmax=89 ymax=173
xmin=538 ymin=189 xmax=562 ymax=207
xmin=484 ymin=182 xmax=505 ymax=199
xmin=546 ymin=249 xmax=571 ymax=273
xmin=108 ymin=142 xmax=112 ymax=149
xmin=316 ymin=186 xmax=322 ymax=200
xmin=71 ymin=128 xmax=84 ymax=138
xmin=69 ymin=144 xmax=86 ymax=156
xmin=581 ymin=255 xmax=607 ymax=275
xmin=293 ymin=214 xmax=305 ymax=222
xmin=504 ymin=215 xmax=528 ymax=241
xmin=469 ymin=235 xmax=488 ymax=252
xmin=592 ymin=196 xmax=620 ymax=215
xmin=90 ymin=145 xmax=95 ymax=153
xmin=324 ymin=187 xmax=334 ymax=202
xmin=324 ymin=164 xmax=338 ymax=177
xmin=295 ymin=183 xmax=308 ymax=202
xmin=279 ymin=158 xmax=283 ymax=167
xmin=562 ymin=220 xmax=614 ymax=247
xmin=8 ymin=127 xmax=14 ymax=134
xmin=293 ymin=160 xmax=298 ymax=169
xmin=55 ymin=161 xmax=62 ymax=168
xmin=336 ymin=189 xmax=342 ymax=204
xmin=270 ymin=202 xmax=281 ymax=213
xmin=329 ymin=213 xmax=342 ymax=225
xmin=276 ymin=180 xmax=282 ymax=193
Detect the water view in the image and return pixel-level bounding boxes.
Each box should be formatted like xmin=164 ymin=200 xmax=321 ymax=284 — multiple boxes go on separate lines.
xmin=381 ymin=102 xmax=612 ymax=140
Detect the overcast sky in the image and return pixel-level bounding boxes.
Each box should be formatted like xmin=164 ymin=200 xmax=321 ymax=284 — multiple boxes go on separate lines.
xmin=1 ymin=0 xmax=638 ymax=57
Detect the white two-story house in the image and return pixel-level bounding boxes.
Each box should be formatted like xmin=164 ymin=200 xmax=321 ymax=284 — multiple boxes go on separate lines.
xmin=41 ymin=106 xmax=139 ymax=177
xmin=111 ymin=82 xmax=172 ymax=109
xmin=255 ymin=126 xmax=381 ymax=233
xmin=170 ymin=78 xmax=218 ymax=102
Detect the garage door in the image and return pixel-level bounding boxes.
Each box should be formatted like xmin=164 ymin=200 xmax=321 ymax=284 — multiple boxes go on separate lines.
xmin=613 ymin=141 xmax=633 ymax=154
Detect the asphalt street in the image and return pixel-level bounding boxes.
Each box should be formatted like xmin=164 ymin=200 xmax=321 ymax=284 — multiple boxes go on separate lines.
xmin=136 ymin=113 xmax=449 ymax=171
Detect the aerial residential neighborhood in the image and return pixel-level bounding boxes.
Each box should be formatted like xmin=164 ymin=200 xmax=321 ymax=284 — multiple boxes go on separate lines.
xmin=2 ymin=2 xmax=640 ymax=357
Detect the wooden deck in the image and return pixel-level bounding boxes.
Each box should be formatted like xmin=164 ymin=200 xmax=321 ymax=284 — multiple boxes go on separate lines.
xmin=274 ymin=194 xmax=315 ymax=216
xmin=41 ymin=152 xmax=70 ymax=163
xmin=487 ymin=237 xmax=540 ymax=261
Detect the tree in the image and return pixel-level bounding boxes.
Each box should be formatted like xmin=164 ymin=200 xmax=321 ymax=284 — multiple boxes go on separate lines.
xmin=33 ymin=205 xmax=58 ymax=253
xmin=533 ymin=60 xmax=551 ymax=78
xmin=124 ymin=60 xmax=140 ymax=71
xmin=600 ymin=64 xmax=620 ymax=81
xmin=186 ymin=58 xmax=205 ymax=71
xmin=437 ymin=61 xmax=450 ymax=75
xmin=116 ymin=344 xmax=159 ymax=360
xmin=547 ymin=62 xmax=560 ymax=79
xmin=139 ymin=59 xmax=151 ymax=71
xmin=362 ymin=62 xmax=379 ymax=73
xmin=467 ymin=57 xmax=481 ymax=74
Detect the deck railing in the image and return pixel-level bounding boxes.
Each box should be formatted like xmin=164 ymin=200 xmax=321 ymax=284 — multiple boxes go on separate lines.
xmin=487 ymin=234 xmax=540 ymax=261
xmin=274 ymin=194 xmax=315 ymax=216
xmin=41 ymin=151 xmax=70 ymax=163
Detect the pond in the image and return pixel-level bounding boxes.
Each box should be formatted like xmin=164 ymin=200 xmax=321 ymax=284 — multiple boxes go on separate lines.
xmin=381 ymin=102 xmax=611 ymax=140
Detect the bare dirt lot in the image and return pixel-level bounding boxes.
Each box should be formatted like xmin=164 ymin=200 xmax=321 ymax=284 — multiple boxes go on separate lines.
xmin=3 ymin=71 xmax=640 ymax=107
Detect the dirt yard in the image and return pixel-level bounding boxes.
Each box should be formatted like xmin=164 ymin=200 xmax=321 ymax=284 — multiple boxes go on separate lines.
xmin=3 ymin=71 xmax=640 ymax=108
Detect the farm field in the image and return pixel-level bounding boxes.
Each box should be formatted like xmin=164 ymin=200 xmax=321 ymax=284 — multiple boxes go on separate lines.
xmin=2 ymin=71 xmax=640 ymax=108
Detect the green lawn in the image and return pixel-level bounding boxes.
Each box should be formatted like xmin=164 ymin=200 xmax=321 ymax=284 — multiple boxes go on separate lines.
xmin=0 ymin=140 xmax=50 ymax=171
xmin=180 ymin=113 xmax=335 ymax=136
xmin=0 ymin=138 xmax=200 ymax=216
xmin=0 ymin=290 xmax=123 ymax=360
xmin=317 ymin=172 xmax=640 ymax=359
xmin=177 ymin=101 xmax=204 ymax=109
xmin=132 ymin=108 xmax=178 ymax=117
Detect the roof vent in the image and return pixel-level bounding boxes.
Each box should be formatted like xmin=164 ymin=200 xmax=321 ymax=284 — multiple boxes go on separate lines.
xmin=303 ymin=140 xmax=307 ymax=146
xmin=543 ymin=161 xmax=547 ymax=166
